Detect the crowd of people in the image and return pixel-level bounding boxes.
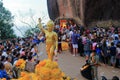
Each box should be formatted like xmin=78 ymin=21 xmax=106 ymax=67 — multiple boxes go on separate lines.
xmin=55 ymin=24 xmax=120 ymax=68
xmin=54 ymin=23 xmax=120 ymax=80
xmin=0 ymin=20 xmax=120 ymax=79
xmin=0 ymin=35 xmax=44 ymax=79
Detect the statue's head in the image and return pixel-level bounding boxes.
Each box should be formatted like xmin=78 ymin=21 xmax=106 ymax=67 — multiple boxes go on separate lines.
xmin=46 ymin=20 xmax=54 ymax=32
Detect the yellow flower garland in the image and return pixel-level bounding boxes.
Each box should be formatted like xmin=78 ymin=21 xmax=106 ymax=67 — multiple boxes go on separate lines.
xmin=15 ymin=59 xmax=26 ymax=70
xmin=0 ymin=78 xmax=6 ymax=80
xmin=12 ymin=59 xmax=76 ymax=80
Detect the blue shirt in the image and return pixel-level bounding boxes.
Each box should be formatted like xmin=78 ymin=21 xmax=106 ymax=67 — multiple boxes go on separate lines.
xmin=96 ymin=48 xmax=101 ymax=56
xmin=0 ymin=70 xmax=8 ymax=79
xmin=110 ymin=46 xmax=116 ymax=56
xmin=71 ymin=32 xmax=78 ymax=44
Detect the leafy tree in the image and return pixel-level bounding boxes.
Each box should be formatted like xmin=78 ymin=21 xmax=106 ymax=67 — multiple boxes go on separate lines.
xmin=0 ymin=0 xmax=16 ymax=40
xmin=18 ymin=9 xmax=47 ymax=37
xmin=25 ymin=27 xmax=40 ymax=37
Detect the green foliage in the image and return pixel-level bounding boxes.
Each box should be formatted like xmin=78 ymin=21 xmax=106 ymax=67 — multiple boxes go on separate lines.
xmin=0 ymin=1 xmax=16 ymax=40
xmin=24 ymin=27 xmax=40 ymax=37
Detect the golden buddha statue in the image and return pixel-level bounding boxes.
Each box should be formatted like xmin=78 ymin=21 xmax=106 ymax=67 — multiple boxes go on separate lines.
xmin=38 ymin=18 xmax=58 ymax=61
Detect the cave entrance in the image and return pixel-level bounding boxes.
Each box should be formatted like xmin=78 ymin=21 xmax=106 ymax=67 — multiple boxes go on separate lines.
xmin=55 ymin=18 xmax=76 ymax=29
xmin=60 ymin=19 xmax=67 ymax=28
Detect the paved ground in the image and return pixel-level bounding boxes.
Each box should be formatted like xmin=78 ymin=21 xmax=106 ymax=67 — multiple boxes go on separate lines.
xmin=38 ymin=43 xmax=120 ymax=80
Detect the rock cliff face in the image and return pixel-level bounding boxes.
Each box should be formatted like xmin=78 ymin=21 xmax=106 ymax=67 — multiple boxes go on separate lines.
xmin=47 ymin=0 xmax=120 ymax=26
xmin=85 ymin=0 xmax=120 ymax=25
xmin=47 ymin=0 xmax=59 ymax=20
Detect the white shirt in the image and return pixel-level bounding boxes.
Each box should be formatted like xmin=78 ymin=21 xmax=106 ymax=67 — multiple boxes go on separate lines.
xmin=69 ymin=31 xmax=73 ymax=39
xmin=2 ymin=51 xmax=8 ymax=57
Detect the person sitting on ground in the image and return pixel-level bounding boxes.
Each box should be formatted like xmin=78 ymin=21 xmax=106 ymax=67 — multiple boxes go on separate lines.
xmin=89 ymin=50 xmax=99 ymax=80
xmin=0 ymin=62 xmax=9 ymax=79
xmin=4 ymin=56 xmax=13 ymax=78
xmin=25 ymin=56 xmax=36 ymax=72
